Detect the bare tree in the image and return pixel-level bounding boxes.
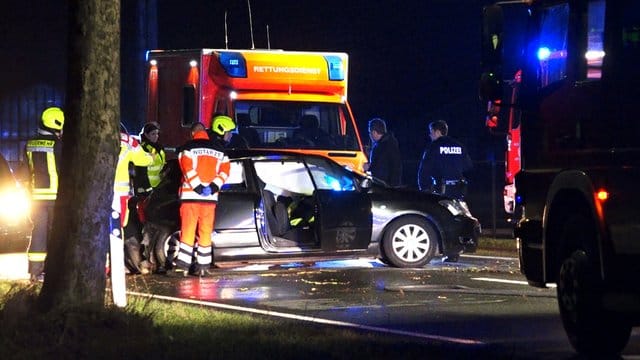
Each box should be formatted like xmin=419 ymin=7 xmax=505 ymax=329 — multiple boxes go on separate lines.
xmin=38 ymin=0 xmax=121 ymax=312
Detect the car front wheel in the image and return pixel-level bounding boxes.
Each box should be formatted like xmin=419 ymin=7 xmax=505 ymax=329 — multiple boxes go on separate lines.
xmin=148 ymin=224 xmax=179 ymax=273
xmin=382 ymin=216 xmax=437 ymax=268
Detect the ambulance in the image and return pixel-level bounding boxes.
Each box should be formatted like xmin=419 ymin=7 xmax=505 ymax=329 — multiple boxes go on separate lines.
xmin=145 ymin=49 xmax=367 ymax=172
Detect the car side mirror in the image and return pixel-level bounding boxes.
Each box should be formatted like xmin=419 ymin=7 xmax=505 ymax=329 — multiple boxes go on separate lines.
xmin=360 ymin=178 xmax=372 ymax=189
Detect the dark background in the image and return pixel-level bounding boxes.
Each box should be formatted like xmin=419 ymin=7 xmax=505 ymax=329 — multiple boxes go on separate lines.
xmin=0 ymin=0 xmax=506 ymax=231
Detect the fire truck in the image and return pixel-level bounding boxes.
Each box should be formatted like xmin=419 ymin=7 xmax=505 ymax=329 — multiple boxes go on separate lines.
xmin=480 ymin=0 xmax=640 ymax=355
xmin=145 ymin=49 xmax=367 ymax=172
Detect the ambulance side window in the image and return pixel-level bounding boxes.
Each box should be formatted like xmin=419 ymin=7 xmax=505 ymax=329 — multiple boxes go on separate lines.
xmin=182 ymin=85 xmax=196 ymax=127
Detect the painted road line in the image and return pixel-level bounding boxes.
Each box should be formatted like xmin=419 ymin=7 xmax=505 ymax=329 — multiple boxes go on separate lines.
xmin=128 ymin=290 xmax=485 ymax=346
xmin=472 ymin=277 xmax=557 ymax=288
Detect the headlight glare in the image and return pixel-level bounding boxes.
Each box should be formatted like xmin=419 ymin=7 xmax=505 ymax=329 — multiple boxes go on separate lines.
xmin=438 ymin=199 xmax=471 ymax=217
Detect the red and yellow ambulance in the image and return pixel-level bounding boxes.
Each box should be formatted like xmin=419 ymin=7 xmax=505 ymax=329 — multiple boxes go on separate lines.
xmin=146 ymin=49 xmax=367 ymax=172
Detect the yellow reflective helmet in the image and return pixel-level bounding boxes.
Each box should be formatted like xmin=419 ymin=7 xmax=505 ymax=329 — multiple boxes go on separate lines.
xmin=211 ymin=115 xmax=236 ymax=136
xmin=41 ymin=107 xmax=65 ymax=131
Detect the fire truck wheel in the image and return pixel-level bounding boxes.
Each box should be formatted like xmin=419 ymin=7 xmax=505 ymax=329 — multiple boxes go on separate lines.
xmin=381 ymin=216 xmax=436 ymax=268
xmin=557 ymin=249 xmax=632 ymax=355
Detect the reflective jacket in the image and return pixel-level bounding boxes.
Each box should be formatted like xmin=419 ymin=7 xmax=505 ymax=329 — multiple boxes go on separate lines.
xmin=25 ymin=131 xmax=62 ymax=201
xmin=178 ymin=130 xmax=230 ymax=202
xmin=133 ymin=140 xmax=166 ymax=194
xmin=115 ymin=133 xmax=153 ymax=196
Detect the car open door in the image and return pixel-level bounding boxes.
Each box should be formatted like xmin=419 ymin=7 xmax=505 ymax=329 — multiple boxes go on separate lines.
xmin=313 ymin=189 xmax=371 ymax=251
xmin=303 ymin=156 xmax=372 ymax=251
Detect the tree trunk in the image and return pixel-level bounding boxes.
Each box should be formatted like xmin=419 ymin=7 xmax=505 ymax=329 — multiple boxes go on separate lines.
xmin=38 ymin=0 xmax=121 ymax=312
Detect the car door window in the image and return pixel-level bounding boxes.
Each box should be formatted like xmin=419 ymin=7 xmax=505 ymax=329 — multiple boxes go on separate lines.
xmin=220 ymin=161 xmax=246 ymax=192
xmin=305 ymin=156 xmax=356 ymax=191
xmin=254 ymin=160 xmax=315 ymax=196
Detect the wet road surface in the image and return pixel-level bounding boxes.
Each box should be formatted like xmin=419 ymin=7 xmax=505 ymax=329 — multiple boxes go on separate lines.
xmin=125 ymin=254 xmax=640 ymax=359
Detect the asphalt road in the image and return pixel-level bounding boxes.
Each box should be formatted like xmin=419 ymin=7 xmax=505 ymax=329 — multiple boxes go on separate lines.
xmin=126 ymin=253 xmax=640 ymax=359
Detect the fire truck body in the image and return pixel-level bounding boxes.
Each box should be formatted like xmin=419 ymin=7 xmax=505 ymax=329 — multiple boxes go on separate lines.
xmin=481 ymin=0 xmax=640 ymax=354
xmin=146 ymin=49 xmax=367 ymax=171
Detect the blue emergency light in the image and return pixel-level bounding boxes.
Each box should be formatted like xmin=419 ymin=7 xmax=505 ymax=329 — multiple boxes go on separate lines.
xmin=219 ymin=52 xmax=247 ymax=78
xmin=537 ymin=47 xmax=551 ymax=61
xmin=324 ymin=55 xmax=345 ymax=81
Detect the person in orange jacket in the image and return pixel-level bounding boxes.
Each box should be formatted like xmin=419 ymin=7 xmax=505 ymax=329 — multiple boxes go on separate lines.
xmin=170 ymin=115 xmax=235 ymax=277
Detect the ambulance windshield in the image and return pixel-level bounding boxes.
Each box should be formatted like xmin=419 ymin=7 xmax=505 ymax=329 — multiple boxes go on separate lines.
xmin=232 ymin=100 xmax=360 ymax=151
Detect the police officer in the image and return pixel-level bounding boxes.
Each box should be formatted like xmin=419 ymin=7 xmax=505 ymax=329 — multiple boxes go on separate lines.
xmin=417 ymin=120 xmax=472 ymax=200
xmin=24 ymin=107 xmax=65 ymax=282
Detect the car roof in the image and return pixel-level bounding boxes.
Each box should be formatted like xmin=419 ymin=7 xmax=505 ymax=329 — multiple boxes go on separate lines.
xmin=225 ymin=149 xmax=330 ymax=162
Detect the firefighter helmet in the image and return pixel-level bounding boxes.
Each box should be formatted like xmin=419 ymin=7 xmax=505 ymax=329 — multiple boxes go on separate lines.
xmin=211 ymin=115 xmax=236 ymax=136
xmin=41 ymin=107 xmax=65 ymax=131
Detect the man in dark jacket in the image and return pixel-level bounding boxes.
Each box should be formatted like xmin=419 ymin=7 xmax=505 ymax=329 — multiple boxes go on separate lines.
xmin=364 ymin=118 xmax=402 ymax=187
xmin=418 ymin=120 xmax=472 ymax=200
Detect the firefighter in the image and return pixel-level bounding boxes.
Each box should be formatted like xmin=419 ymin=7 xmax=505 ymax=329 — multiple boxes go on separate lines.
xmin=417 ymin=120 xmax=473 ymax=200
xmin=110 ymin=126 xmax=154 ymax=306
xmin=171 ymin=116 xmax=235 ymax=277
xmin=24 ymin=106 xmax=64 ymax=282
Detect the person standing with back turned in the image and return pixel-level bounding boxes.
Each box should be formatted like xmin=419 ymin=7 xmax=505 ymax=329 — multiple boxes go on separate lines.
xmin=25 ymin=107 xmax=65 ymax=282
xmin=171 ymin=116 xmax=235 ymax=277
xmin=364 ymin=117 xmax=403 ymax=187
xmin=417 ymin=120 xmax=472 ymax=200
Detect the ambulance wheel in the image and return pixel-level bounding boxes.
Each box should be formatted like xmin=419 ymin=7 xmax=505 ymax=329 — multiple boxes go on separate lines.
xmin=382 ymin=216 xmax=436 ymax=268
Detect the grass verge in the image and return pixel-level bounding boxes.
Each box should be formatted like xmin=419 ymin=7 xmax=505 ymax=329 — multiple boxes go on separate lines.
xmin=0 ymin=281 xmax=485 ymax=360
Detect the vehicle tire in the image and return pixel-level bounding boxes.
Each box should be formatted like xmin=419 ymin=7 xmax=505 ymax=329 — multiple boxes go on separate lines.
xmin=381 ymin=216 xmax=437 ymax=268
xmin=151 ymin=225 xmax=180 ymax=272
xmin=557 ymin=249 xmax=632 ymax=355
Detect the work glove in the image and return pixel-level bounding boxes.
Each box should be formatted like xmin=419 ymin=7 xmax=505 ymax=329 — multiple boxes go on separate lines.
xmin=193 ymin=184 xmax=205 ymax=195
xmin=209 ymin=183 xmax=219 ymax=193
xmin=201 ymin=186 xmax=212 ymax=196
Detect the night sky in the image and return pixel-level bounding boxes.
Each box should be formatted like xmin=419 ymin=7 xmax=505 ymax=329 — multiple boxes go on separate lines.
xmin=1 ymin=0 xmax=501 ymax=195
xmin=155 ymin=0 xmax=493 ymax=168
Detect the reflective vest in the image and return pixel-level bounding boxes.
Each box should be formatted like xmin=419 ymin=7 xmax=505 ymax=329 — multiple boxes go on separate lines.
xmin=178 ymin=130 xmax=230 ymax=202
xmin=115 ymin=133 xmax=154 ymax=196
xmin=141 ymin=142 xmax=165 ymax=188
xmin=25 ymin=133 xmax=61 ymax=201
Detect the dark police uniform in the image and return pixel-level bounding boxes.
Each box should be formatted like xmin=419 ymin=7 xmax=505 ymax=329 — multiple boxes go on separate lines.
xmin=417 ymin=135 xmax=472 ymax=200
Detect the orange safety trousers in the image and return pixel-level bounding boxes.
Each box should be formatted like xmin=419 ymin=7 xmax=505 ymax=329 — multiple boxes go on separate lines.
xmin=179 ymin=202 xmax=216 ymax=247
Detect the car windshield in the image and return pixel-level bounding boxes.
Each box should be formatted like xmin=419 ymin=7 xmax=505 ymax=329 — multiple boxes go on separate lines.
xmin=233 ymin=101 xmax=360 ymax=151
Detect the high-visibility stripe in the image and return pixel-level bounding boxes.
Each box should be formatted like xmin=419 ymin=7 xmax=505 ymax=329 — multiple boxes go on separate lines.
xmin=196 ymin=246 xmax=212 ymax=265
xmin=27 ymin=253 xmax=47 ymax=262
xmin=26 ymin=138 xmax=59 ymax=198
xmin=176 ymin=242 xmax=194 ymax=265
